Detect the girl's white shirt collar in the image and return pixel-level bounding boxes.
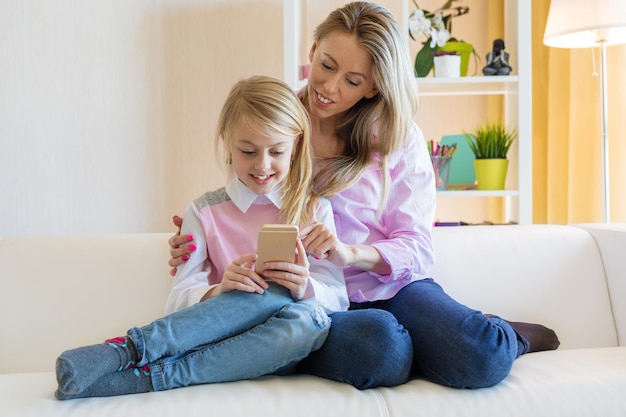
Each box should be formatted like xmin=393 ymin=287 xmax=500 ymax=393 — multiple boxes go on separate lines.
xmin=225 ymin=178 xmax=282 ymax=213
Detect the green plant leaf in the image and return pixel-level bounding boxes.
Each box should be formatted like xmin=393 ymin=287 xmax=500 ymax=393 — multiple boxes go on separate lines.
xmin=415 ymin=40 xmax=436 ymax=77
xmin=463 ymin=122 xmax=517 ymax=159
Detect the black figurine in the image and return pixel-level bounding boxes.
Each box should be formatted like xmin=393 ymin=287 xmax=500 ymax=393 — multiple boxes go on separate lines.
xmin=482 ymin=39 xmax=512 ymax=76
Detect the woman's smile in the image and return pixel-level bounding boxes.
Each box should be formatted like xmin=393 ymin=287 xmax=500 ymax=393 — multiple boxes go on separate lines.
xmin=315 ymin=91 xmax=333 ymax=106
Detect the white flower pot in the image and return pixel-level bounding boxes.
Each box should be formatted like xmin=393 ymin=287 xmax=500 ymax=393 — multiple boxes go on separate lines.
xmin=434 ymin=55 xmax=461 ymax=78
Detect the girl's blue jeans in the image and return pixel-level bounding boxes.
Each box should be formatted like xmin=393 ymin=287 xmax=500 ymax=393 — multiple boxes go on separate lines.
xmin=128 ymin=283 xmax=330 ymax=391
xmin=297 ymin=278 xmax=527 ymax=389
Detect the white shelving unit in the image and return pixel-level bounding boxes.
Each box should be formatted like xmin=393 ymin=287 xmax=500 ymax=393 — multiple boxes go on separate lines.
xmin=418 ymin=1 xmax=531 ymax=224
xmin=416 ymin=76 xmax=519 ymax=96
xmin=283 ymin=0 xmax=532 ymax=224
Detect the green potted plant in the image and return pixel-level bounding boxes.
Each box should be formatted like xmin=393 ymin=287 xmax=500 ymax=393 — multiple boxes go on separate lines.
xmin=408 ymin=0 xmax=476 ymax=77
xmin=463 ymin=122 xmax=517 ymax=190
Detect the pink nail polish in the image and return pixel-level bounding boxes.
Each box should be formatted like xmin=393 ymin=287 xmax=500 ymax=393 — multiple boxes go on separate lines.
xmin=188 ymin=245 xmax=197 ymax=251
xmin=182 ymin=254 xmax=190 ymax=261
xmin=186 ymin=235 xmax=194 ymax=242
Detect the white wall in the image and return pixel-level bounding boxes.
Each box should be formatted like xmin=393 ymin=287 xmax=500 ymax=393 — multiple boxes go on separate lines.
xmin=0 ymin=0 xmax=283 ymax=237
xmin=1 ymin=0 xmax=496 ymax=237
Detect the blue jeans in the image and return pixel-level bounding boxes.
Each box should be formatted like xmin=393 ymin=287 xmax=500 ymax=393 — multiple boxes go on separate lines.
xmin=128 ymin=284 xmax=330 ymax=391
xmin=297 ymin=279 xmax=527 ymax=389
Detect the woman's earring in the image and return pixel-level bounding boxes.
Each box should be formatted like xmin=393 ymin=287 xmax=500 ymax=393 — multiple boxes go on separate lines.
xmin=227 ymin=154 xmax=232 ymax=165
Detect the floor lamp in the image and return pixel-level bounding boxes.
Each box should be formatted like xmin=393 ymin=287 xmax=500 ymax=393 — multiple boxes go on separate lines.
xmin=543 ymin=0 xmax=626 ymax=223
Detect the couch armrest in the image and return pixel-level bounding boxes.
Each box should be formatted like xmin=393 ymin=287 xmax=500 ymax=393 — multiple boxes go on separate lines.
xmin=575 ymin=223 xmax=626 ymax=346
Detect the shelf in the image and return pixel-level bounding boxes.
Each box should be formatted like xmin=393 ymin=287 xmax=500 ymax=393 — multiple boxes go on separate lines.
xmin=416 ymin=76 xmax=519 ymax=96
xmin=436 ymin=189 xmax=520 ymax=197
xmin=297 ymin=77 xmax=519 ymax=96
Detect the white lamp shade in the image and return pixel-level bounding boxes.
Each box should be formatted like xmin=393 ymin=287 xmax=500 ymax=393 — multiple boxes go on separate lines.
xmin=544 ymin=0 xmax=626 ymax=48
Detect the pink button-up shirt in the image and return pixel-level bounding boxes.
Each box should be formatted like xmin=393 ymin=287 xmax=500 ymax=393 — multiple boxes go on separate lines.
xmin=329 ymin=121 xmax=436 ymax=302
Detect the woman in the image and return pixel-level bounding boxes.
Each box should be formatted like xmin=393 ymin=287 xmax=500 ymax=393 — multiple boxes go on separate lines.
xmin=169 ymin=2 xmax=559 ymax=390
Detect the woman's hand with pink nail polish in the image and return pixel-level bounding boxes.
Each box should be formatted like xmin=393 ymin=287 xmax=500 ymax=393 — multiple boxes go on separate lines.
xmin=168 ymin=215 xmax=195 ymax=268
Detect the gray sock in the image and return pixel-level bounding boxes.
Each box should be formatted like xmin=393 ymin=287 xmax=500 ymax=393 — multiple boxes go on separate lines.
xmin=55 ymin=366 xmax=153 ymax=400
xmin=56 ymin=337 xmax=139 ymax=395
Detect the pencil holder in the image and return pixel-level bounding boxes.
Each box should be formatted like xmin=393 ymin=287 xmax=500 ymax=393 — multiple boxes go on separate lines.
xmin=430 ymin=156 xmax=452 ymax=190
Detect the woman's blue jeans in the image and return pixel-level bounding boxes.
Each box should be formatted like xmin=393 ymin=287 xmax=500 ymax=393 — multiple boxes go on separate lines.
xmin=128 ymin=284 xmax=330 ymax=391
xmin=297 ymin=279 xmax=527 ymax=389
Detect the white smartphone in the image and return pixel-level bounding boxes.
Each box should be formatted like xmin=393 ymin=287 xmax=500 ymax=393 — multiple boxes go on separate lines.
xmin=255 ymin=224 xmax=299 ymax=278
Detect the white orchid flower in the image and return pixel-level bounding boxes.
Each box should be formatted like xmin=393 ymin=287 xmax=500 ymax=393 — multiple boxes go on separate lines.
xmin=431 ymin=12 xmax=446 ymax=31
xmin=430 ymin=28 xmax=451 ymax=47
xmin=409 ymin=9 xmax=432 ymax=37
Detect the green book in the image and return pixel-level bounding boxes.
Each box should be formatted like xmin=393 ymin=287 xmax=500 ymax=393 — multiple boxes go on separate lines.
xmin=441 ymin=134 xmax=475 ymax=186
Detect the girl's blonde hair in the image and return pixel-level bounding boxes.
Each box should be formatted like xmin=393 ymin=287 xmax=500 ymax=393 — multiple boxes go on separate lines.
xmin=216 ymin=76 xmax=318 ymax=227
xmin=304 ymin=1 xmax=419 ymax=206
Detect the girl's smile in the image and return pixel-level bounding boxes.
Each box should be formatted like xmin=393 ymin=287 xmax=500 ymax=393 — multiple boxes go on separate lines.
xmin=250 ymin=173 xmax=274 ymax=186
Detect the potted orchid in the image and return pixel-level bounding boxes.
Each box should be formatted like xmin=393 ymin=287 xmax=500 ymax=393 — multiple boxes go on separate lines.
xmin=408 ymin=0 xmax=474 ymax=77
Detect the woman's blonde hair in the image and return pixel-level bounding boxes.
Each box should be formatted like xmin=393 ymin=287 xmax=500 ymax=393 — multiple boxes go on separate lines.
xmin=216 ymin=75 xmax=318 ymax=227
xmin=305 ymin=2 xmax=419 ymax=205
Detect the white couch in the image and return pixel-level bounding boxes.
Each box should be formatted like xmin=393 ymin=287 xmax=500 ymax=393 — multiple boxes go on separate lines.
xmin=1 ymin=224 xmax=625 ymax=416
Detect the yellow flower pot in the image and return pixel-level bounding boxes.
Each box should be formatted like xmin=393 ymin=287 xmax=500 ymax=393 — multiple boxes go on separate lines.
xmin=474 ymin=159 xmax=508 ymax=190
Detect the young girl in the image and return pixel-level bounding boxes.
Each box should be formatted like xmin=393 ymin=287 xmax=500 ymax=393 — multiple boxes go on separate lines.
xmin=55 ymin=75 xmax=348 ymax=400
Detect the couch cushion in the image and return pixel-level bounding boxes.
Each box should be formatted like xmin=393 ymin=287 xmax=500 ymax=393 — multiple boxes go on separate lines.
xmin=2 ymin=347 xmax=626 ymax=417
xmin=429 ymin=225 xmax=617 ymax=349
xmin=0 ymin=234 xmax=173 ymax=373
xmin=0 ymin=373 xmax=385 ymax=417
xmin=379 ymin=346 xmax=626 ymax=417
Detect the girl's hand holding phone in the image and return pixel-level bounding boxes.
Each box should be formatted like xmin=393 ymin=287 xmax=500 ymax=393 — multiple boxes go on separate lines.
xmin=261 ymin=239 xmax=310 ymax=301
xmin=220 ymin=253 xmax=269 ymax=295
